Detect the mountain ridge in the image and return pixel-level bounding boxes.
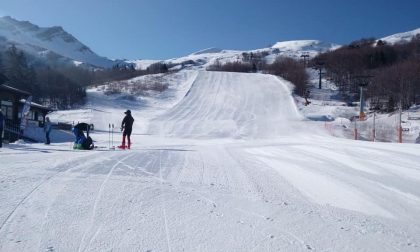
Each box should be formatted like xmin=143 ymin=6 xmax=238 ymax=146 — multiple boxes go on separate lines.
xmin=0 ymin=16 xmax=116 ymax=68
xmin=1 ymin=16 xmax=419 ymax=70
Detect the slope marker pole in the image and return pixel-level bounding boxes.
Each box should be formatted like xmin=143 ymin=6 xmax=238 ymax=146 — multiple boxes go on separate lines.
xmin=398 ymin=107 xmax=402 ymax=143
xmin=354 ymin=119 xmax=358 ymax=140
xmin=373 ymin=113 xmax=376 ymax=142
xmin=108 ymin=123 xmax=111 ymax=149
xmin=112 ymin=124 xmax=115 ymax=149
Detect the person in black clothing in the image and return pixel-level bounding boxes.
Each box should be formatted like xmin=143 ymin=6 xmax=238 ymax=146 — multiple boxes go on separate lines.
xmin=0 ymin=109 xmax=4 ymax=148
xmin=304 ymin=90 xmax=311 ymax=106
xmin=119 ymin=110 xmax=134 ymax=149
xmin=44 ymin=117 xmax=52 ymax=145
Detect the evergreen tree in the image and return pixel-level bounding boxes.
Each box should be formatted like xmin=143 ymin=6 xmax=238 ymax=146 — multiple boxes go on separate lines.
xmin=0 ymin=52 xmax=3 ymax=72
xmin=0 ymin=53 xmax=7 ymax=84
xmin=0 ymin=53 xmax=6 ymax=84
xmin=4 ymin=44 xmax=36 ymax=93
xmin=2 ymin=45 xmax=87 ymax=107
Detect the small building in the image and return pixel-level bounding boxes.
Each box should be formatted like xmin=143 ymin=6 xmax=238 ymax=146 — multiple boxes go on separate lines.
xmin=0 ymin=84 xmax=31 ymax=123
xmin=0 ymin=82 xmax=53 ymax=142
xmin=20 ymin=99 xmax=54 ymax=127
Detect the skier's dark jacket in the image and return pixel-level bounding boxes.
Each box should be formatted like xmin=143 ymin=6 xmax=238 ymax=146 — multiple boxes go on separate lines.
xmin=121 ymin=114 xmax=134 ymax=132
xmin=0 ymin=111 xmax=4 ymax=130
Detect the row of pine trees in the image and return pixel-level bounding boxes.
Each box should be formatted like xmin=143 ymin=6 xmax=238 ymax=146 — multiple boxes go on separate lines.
xmin=0 ymin=45 xmax=88 ymax=109
xmin=313 ymin=36 xmax=420 ymax=111
xmin=0 ymin=45 xmax=171 ymax=109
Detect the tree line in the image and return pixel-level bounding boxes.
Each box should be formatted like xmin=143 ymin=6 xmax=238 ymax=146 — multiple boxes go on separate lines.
xmin=207 ymin=54 xmax=309 ymax=96
xmin=93 ymin=62 xmax=170 ymax=84
xmin=313 ymin=36 xmax=420 ymax=111
xmin=0 ymin=45 xmax=171 ymax=109
xmin=0 ymin=45 xmax=89 ymax=109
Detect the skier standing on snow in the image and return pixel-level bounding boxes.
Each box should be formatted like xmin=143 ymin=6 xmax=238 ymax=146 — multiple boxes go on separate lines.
xmin=304 ymin=90 xmax=311 ymax=106
xmin=119 ymin=110 xmax=134 ymax=149
xmin=0 ymin=108 xmax=4 ymax=148
xmin=44 ymin=117 xmax=52 ymax=145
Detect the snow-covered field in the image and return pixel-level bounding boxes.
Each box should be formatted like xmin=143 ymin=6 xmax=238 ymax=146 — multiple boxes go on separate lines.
xmin=1 ymin=70 xmax=420 ymax=252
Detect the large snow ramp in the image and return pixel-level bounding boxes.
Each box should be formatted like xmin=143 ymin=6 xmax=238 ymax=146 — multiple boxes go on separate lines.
xmin=148 ymin=71 xmax=302 ymax=138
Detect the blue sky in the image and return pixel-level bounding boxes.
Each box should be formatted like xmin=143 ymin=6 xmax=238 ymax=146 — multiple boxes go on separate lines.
xmin=1 ymin=0 xmax=419 ymax=60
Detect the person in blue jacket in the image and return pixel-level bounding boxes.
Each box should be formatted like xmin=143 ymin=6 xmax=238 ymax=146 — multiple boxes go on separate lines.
xmin=72 ymin=123 xmax=94 ymax=150
xmin=72 ymin=125 xmax=86 ymax=149
xmin=44 ymin=117 xmax=52 ymax=145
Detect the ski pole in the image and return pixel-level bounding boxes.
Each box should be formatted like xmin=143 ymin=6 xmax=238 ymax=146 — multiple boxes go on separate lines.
xmin=108 ymin=123 xmax=111 ymax=149
xmin=112 ymin=124 xmax=114 ymax=148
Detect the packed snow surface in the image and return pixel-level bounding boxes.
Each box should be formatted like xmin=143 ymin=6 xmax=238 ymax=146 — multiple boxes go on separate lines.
xmin=1 ymin=70 xmax=420 ymax=252
xmin=148 ymin=71 xmax=303 ymax=138
xmin=381 ymin=28 xmax=420 ymax=44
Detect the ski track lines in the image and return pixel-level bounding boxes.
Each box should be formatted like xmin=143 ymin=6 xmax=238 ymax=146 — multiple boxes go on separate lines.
xmin=2 ymin=71 xmax=420 ymax=251
xmin=248 ymin=144 xmax=399 ymax=218
xmin=247 ymin=143 xmax=420 ymax=247
xmin=236 ymin=146 xmax=416 ymax=251
xmin=96 ymin=147 xmax=312 ymax=251
xmin=159 ymin=150 xmax=172 ymax=252
xmin=0 ymin=151 xmax=115 ymax=251
xmin=148 ymin=71 xmax=301 ymax=138
xmin=289 ymin=143 xmax=420 ymax=219
xmin=77 ymin=153 xmax=134 ymax=252
xmin=0 ymin=151 xmax=99 ymax=232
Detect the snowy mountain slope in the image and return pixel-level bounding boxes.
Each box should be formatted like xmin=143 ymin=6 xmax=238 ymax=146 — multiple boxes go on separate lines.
xmin=49 ymin=70 xmax=199 ymax=133
xmin=380 ymin=28 xmax=420 ymax=44
xmin=270 ymin=40 xmax=341 ymax=58
xmin=0 ymin=16 xmax=339 ymax=71
xmin=148 ymin=71 xmax=304 ymax=138
xmin=1 ymin=15 xmax=418 ymax=71
xmin=1 ymin=70 xmax=420 ymax=251
xmin=130 ymin=28 xmax=420 ymax=71
xmin=271 ymin=40 xmax=338 ymax=51
xmin=130 ymin=40 xmax=339 ymax=70
xmin=127 ymin=48 xmax=244 ymax=71
xmin=124 ymin=59 xmax=161 ymax=71
xmin=191 ymin=47 xmax=224 ymax=55
xmin=0 ymin=16 xmax=116 ymax=68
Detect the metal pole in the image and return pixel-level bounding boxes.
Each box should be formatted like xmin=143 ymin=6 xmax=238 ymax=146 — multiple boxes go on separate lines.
xmin=112 ymin=124 xmax=114 ymax=148
xmin=301 ymin=53 xmax=309 ymax=68
xmin=359 ymin=86 xmax=365 ymax=120
xmin=398 ymin=106 xmax=402 ymax=143
xmin=373 ymin=112 xmax=376 ymax=142
xmin=354 ymin=119 xmax=358 ymax=140
xmin=318 ymin=68 xmax=322 ymax=89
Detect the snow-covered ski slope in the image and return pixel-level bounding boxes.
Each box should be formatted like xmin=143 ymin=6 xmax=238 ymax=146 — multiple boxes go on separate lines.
xmin=149 ymin=71 xmax=303 ymax=138
xmin=1 ymin=70 xmax=420 ymax=252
